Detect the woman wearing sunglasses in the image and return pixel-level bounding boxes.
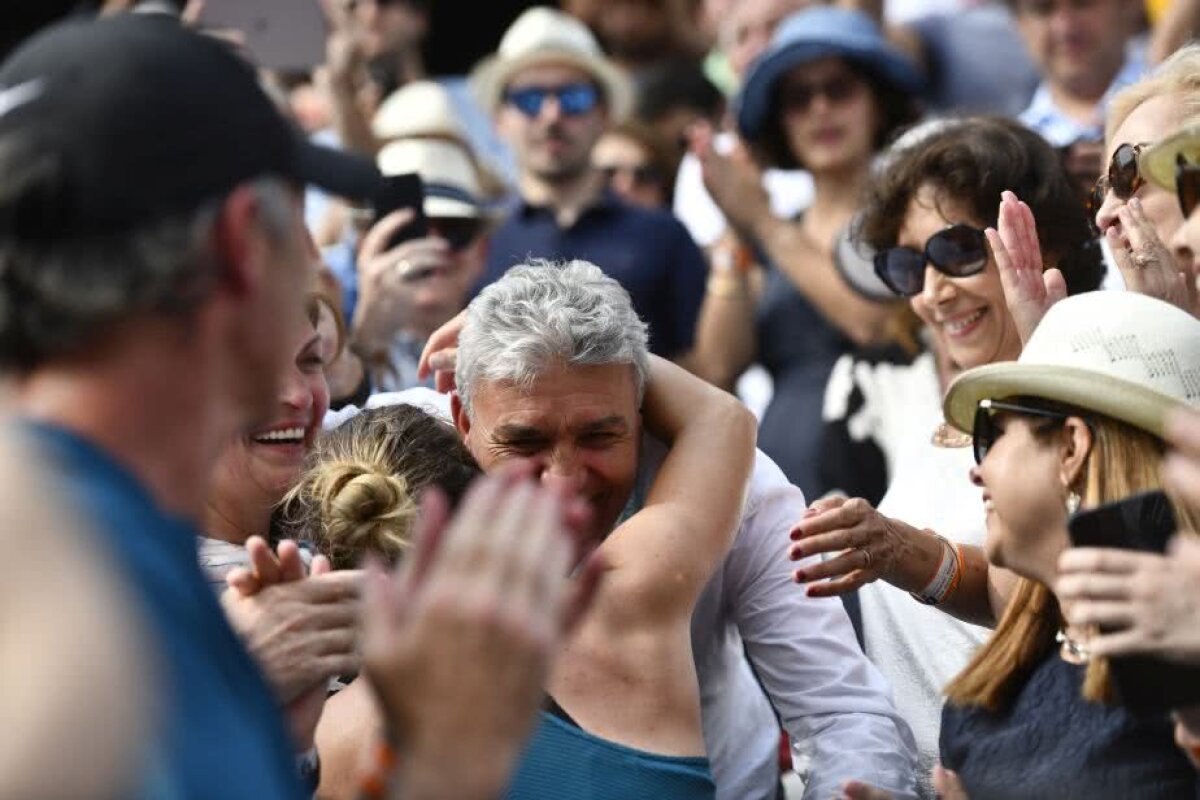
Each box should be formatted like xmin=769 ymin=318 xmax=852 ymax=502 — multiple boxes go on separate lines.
xmin=795 ymin=116 xmax=1104 ymax=796
xmin=931 ymin=290 xmax=1200 ymax=799
xmin=1049 ymin=125 xmax=1200 ymax=773
xmin=689 ymin=6 xmax=921 ymax=498
xmin=1089 ymin=44 xmax=1200 ymax=317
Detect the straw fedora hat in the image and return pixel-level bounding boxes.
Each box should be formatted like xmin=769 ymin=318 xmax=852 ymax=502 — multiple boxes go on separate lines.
xmin=471 ymin=7 xmax=633 ymax=121
xmin=377 ymin=138 xmax=488 ymax=219
xmin=943 ymin=291 xmax=1200 ymax=438
xmin=373 ymin=80 xmax=470 ymax=144
xmin=1141 ymin=123 xmax=1200 ymax=192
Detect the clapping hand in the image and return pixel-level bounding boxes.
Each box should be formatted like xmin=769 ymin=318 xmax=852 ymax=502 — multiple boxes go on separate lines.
xmin=362 ymin=469 xmax=605 ymax=799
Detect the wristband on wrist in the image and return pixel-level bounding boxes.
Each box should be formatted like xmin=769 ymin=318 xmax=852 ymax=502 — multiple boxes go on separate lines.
xmin=910 ymin=534 xmax=962 ymax=605
xmin=360 ymin=741 xmax=399 ymax=800
xmin=711 ymin=242 xmax=753 ymax=274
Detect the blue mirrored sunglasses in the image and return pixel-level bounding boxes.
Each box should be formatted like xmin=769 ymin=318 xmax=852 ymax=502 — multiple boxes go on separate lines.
xmin=503 ymin=83 xmax=601 ymax=118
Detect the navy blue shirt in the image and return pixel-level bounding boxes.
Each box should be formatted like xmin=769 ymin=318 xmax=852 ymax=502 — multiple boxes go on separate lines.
xmin=24 ymin=423 xmax=302 ymax=800
xmin=480 ymin=192 xmax=707 ymax=359
xmin=941 ymin=652 xmax=1198 ymax=800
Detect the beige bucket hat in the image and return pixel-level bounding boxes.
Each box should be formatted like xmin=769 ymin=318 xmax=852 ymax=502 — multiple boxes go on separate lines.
xmin=944 ymin=291 xmax=1200 ymax=438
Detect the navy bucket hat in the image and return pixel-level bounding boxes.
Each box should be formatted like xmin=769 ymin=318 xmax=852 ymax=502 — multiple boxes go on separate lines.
xmin=735 ymin=6 xmax=923 ymax=143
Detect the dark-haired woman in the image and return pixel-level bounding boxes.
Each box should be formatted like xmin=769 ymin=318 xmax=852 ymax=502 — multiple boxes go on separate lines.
xmin=690 ymin=6 xmax=921 ymax=498
xmin=792 ymin=117 xmax=1105 ymax=796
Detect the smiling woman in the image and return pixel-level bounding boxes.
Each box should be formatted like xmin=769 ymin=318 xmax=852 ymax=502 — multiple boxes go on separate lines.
xmin=799 ymin=116 xmax=1105 ymax=794
xmin=200 ymin=293 xmax=332 ymax=590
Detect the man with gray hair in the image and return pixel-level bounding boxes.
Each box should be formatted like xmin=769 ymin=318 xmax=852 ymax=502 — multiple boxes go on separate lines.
xmin=436 ymin=258 xmax=920 ymax=799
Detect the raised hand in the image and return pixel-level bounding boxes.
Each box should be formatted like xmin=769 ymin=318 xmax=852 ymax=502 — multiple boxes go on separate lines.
xmin=688 ymin=120 xmax=771 ymax=239
xmin=1107 ymin=197 xmax=1195 ymax=314
xmin=988 ymin=190 xmax=1066 ymax=346
xmin=416 ymin=308 xmax=466 ymax=394
xmin=362 ymin=471 xmax=605 ymax=800
xmin=352 ymin=210 xmax=455 ymax=356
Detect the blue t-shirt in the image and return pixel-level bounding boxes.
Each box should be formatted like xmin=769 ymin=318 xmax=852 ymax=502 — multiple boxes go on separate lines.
xmin=24 ymin=422 xmax=302 ymax=800
xmin=505 ymin=711 xmax=715 ymax=800
xmin=478 ymin=192 xmax=708 ymax=359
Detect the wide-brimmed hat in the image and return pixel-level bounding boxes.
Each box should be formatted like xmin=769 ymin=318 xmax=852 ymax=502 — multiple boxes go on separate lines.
xmin=373 ymin=80 xmax=470 ymax=144
xmin=377 ymin=138 xmax=489 ymax=219
xmin=735 ymin=6 xmax=922 ymax=143
xmin=943 ymin=291 xmax=1200 ymax=438
xmin=471 ymin=7 xmax=633 ymax=121
xmin=1141 ymin=124 xmax=1200 ymax=192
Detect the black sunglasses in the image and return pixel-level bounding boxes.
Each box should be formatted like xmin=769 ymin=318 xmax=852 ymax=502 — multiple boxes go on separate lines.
xmin=503 ymin=83 xmax=600 ymax=118
xmin=778 ymin=73 xmax=863 ymax=114
xmin=1087 ymin=142 xmax=1145 ymax=218
xmin=1175 ymin=153 xmax=1200 ymax=218
xmin=428 ymin=217 xmax=485 ymax=252
xmin=972 ymin=399 xmax=1072 ymax=465
xmin=873 ymin=224 xmax=989 ymax=297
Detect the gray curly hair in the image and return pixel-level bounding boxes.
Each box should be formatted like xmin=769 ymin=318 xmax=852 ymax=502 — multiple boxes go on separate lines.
xmin=456 ymin=259 xmax=650 ymax=417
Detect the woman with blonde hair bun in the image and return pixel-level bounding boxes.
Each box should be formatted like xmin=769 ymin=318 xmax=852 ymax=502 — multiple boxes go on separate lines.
xmin=279 ymin=402 xmax=481 ymax=570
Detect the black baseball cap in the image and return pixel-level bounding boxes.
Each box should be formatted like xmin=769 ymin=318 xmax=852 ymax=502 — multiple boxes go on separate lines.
xmin=0 ymin=14 xmax=380 ymax=238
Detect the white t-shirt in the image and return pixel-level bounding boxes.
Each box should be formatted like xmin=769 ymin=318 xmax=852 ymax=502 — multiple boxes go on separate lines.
xmin=672 ymin=132 xmax=814 ymax=248
xmin=824 ymin=351 xmax=991 ymax=799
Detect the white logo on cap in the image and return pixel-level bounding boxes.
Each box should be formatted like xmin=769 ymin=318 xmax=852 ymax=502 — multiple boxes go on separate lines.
xmin=0 ymin=79 xmax=45 ymax=119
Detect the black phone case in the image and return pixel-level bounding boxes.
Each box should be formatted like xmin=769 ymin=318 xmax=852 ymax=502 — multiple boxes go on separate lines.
xmin=372 ymin=173 xmax=428 ymax=248
xmin=1068 ymin=491 xmax=1200 ymax=713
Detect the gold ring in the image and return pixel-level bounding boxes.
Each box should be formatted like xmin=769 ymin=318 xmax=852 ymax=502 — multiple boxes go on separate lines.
xmin=860 ymin=548 xmax=872 ymax=569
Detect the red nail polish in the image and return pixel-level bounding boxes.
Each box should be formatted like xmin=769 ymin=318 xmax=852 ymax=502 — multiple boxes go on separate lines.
xmin=794 ymin=569 xmax=806 ymax=581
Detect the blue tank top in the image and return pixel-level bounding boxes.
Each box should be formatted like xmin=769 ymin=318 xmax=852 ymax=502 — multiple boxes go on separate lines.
xmin=505 ymin=711 xmax=715 ymax=800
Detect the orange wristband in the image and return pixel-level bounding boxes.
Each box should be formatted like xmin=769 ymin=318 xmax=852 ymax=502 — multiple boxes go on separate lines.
xmin=360 ymin=741 xmax=399 ymax=800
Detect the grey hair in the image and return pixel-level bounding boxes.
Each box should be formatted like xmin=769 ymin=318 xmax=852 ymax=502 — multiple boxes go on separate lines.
xmin=456 ymin=258 xmax=650 ymax=417
xmin=0 ymin=127 xmax=297 ymax=371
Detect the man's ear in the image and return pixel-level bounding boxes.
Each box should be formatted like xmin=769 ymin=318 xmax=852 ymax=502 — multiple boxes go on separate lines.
xmin=450 ymin=391 xmax=470 ymax=441
xmin=1059 ymin=416 xmax=1093 ymax=490
xmin=211 ymin=184 xmax=270 ymax=300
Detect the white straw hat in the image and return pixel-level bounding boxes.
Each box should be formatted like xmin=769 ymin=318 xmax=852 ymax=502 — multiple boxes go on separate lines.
xmin=944 ymin=291 xmax=1200 ymax=438
xmin=471 ymin=7 xmax=633 ymax=120
xmin=376 ymin=138 xmax=485 ymax=219
xmin=373 ymin=80 xmax=468 ymax=144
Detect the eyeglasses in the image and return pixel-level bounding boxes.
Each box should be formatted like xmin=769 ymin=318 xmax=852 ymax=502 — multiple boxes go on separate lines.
xmin=873 ymin=224 xmax=989 ymax=297
xmin=1087 ymin=142 xmax=1145 ymax=217
xmin=1175 ymin=153 xmax=1200 ymax=218
xmin=972 ymin=399 xmax=1072 ymax=465
xmin=428 ymin=216 xmax=485 ymax=252
xmin=595 ymin=163 xmax=663 ymax=188
xmin=503 ymin=83 xmax=601 ymax=118
xmin=778 ymin=73 xmax=863 ymax=115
